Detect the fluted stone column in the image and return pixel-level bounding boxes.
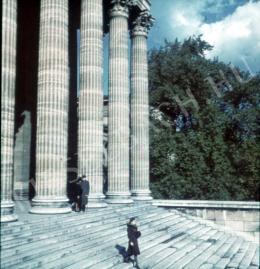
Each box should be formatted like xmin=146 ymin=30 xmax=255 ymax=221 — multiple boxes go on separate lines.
xmin=130 ymin=12 xmax=153 ymax=200
xmin=1 ymin=0 xmax=18 ymax=222
xmin=30 ymin=0 xmax=71 ymax=214
xmin=78 ymin=0 xmax=106 ymax=208
xmin=106 ymin=0 xmax=133 ymax=204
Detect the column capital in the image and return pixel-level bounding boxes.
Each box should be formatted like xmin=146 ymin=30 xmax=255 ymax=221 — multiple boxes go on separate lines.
xmin=109 ymin=0 xmax=130 ymax=18
xmin=130 ymin=9 xmax=153 ymax=201
xmin=131 ymin=10 xmax=154 ymax=37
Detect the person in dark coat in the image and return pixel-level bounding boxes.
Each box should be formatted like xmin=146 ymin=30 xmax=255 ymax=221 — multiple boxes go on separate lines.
xmin=74 ymin=181 xmax=82 ymax=212
xmin=68 ymin=177 xmax=82 ymax=212
xmin=77 ymin=175 xmax=90 ymax=212
xmin=124 ymin=217 xmax=141 ymax=268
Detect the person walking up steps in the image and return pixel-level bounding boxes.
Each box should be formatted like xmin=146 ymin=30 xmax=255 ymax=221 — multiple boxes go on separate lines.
xmin=124 ymin=217 xmax=141 ymax=268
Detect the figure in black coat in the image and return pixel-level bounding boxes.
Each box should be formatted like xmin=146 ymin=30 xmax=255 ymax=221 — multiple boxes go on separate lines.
xmin=124 ymin=217 xmax=141 ymax=268
xmin=78 ymin=175 xmax=90 ymax=212
xmin=74 ymin=183 xmax=82 ymax=212
xmin=68 ymin=177 xmax=82 ymax=212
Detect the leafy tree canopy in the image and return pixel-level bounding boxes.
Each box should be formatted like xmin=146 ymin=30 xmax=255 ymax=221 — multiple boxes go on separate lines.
xmin=149 ymin=36 xmax=260 ymax=201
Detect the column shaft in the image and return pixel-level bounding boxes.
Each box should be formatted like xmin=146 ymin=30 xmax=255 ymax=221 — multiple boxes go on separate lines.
xmin=130 ymin=14 xmax=153 ymax=200
xmin=1 ymin=0 xmax=18 ymax=222
xmin=78 ymin=0 xmax=106 ymax=207
xmin=30 ymin=0 xmax=71 ymax=214
xmin=106 ymin=2 xmax=133 ymax=203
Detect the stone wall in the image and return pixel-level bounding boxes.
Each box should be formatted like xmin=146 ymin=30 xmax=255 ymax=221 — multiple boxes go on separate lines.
xmin=153 ymin=200 xmax=260 ymax=242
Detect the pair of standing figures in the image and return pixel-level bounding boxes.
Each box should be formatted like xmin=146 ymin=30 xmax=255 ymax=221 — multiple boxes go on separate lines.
xmin=71 ymin=175 xmax=90 ymax=212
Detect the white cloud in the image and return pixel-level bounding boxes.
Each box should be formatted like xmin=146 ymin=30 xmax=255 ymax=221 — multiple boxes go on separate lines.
xmin=169 ymin=0 xmax=260 ymax=72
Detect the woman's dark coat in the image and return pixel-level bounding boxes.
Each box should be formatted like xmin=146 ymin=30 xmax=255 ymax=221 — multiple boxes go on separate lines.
xmin=126 ymin=224 xmax=141 ymax=256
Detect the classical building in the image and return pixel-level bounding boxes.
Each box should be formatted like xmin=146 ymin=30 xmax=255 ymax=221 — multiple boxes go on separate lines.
xmin=1 ymin=0 xmax=154 ymax=222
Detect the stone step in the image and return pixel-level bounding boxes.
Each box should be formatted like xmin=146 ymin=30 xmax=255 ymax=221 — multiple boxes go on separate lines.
xmin=1 ymin=209 xmax=111 ymax=235
xmin=0 ymin=203 xmax=153 ymax=232
xmin=156 ymin=226 xmax=218 ymax=268
xmin=146 ymin=248 xmax=177 ymax=269
xmin=1 ymin=203 xmax=154 ymax=235
xmin=2 ymin=214 xmax=162 ymax=264
xmin=1 ymin=214 xmax=101 ymax=242
xmin=250 ymin=246 xmax=260 ymax=267
xmin=148 ymin=243 xmax=197 ymax=269
xmin=183 ymin=233 xmax=233 ymax=269
xmin=167 ymin=222 xmax=211 ymax=247
xmin=64 ymin=231 xmax=173 ymax=269
xmin=37 ymin=229 xmax=172 ymax=269
xmin=46 ymin=209 xmax=182 ymax=268
xmin=237 ymin=243 xmax=258 ymax=269
xmin=2 ymin=221 xmax=123 ymax=263
xmin=173 ymin=229 xmax=226 ymax=267
xmin=88 ymin=220 xmax=206 ymax=269
xmin=1 ymin=204 xmax=259 ymax=269
xmin=215 ymin=241 xmax=251 ymax=268
xmin=2 ymin=209 xmax=171 ymax=261
xmin=198 ymin=264 xmax=214 ymax=269
xmin=151 ymin=229 xmax=221 ymax=269
xmin=3 ymin=209 xmax=175 ymax=268
xmin=39 ymin=212 xmax=183 ymax=269
xmin=84 ymin=235 xmax=171 ymax=269
xmin=216 ymin=236 xmax=247 ymax=268
xmin=1 ymin=205 xmax=160 ymax=248
xmin=89 ymin=238 xmax=177 ymax=269
xmin=203 ymin=236 xmax=243 ymax=266
xmin=136 ymin=224 xmax=208 ymax=269
xmin=226 ymin=241 xmax=255 ymax=269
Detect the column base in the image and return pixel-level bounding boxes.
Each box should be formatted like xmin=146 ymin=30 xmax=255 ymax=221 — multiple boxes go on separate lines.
xmin=131 ymin=190 xmax=153 ymax=201
xmin=29 ymin=197 xmax=71 ymax=214
xmin=106 ymin=192 xmax=133 ymax=204
xmin=1 ymin=201 xmax=18 ymax=222
xmin=87 ymin=194 xmax=107 ymax=208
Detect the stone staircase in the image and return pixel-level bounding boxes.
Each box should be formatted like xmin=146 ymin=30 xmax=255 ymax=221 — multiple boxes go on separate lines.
xmin=1 ymin=203 xmax=259 ymax=269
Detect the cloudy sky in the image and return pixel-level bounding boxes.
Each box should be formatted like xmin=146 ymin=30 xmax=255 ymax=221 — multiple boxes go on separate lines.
xmin=148 ymin=0 xmax=260 ymax=73
xmin=97 ymin=0 xmax=260 ymax=94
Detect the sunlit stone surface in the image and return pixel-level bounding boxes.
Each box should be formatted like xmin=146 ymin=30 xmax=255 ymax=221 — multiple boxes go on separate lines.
xmin=1 ymin=0 xmax=18 ymax=222
xmin=130 ymin=12 xmax=154 ymax=201
xmin=78 ymin=0 xmax=107 ymax=208
xmin=1 ymin=201 xmax=259 ymax=268
xmin=106 ymin=0 xmax=133 ymax=204
xmin=30 ymin=0 xmax=71 ymax=214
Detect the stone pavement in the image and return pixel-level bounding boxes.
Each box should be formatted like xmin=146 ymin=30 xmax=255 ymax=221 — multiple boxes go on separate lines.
xmin=1 ymin=202 xmax=259 ymax=269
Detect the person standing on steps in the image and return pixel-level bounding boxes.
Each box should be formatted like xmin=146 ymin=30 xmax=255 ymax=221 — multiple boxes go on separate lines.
xmin=78 ymin=175 xmax=90 ymax=212
xmin=124 ymin=217 xmax=141 ymax=269
xmin=68 ymin=177 xmax=82 ymax=212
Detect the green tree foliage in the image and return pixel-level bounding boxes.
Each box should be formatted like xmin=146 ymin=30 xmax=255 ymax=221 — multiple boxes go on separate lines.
xmin=149 ymin=36 xmax=260 ymax=201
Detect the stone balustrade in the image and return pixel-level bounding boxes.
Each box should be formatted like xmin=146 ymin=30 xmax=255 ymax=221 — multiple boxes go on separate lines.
xmin=153 ymin=200 xmax=260 ymax=242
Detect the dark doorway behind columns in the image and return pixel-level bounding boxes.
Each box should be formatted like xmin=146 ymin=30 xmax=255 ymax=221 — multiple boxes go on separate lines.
xmin=15 ymin=0 xmax=40 ymax=200
xmin=67 ymin=0 xmax=81 ymax=202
